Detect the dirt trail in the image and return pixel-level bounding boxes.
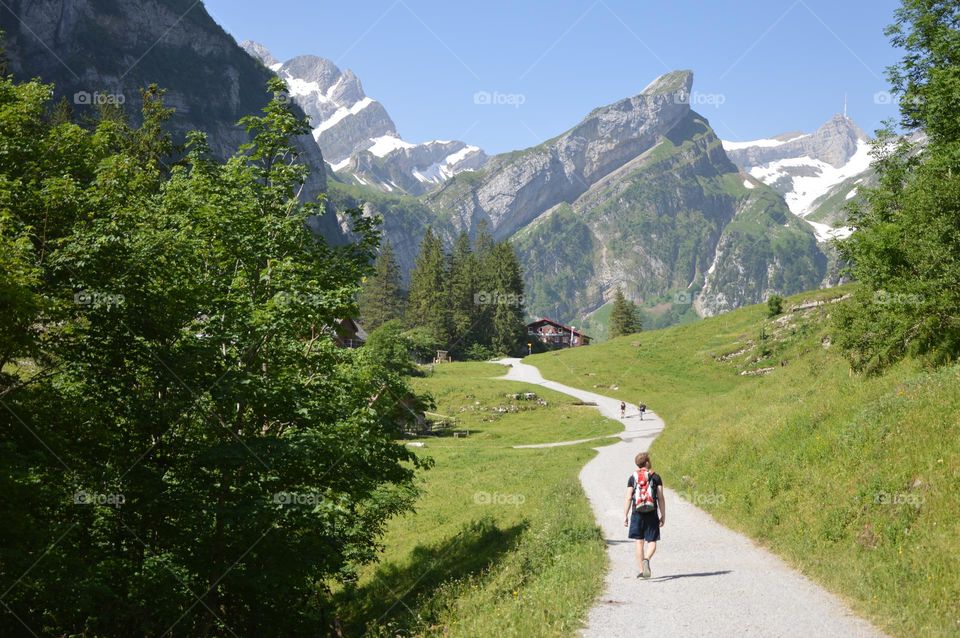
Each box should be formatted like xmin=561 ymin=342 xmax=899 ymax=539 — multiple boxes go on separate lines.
xmin=496 ymin=358 xmax=883 ymax=637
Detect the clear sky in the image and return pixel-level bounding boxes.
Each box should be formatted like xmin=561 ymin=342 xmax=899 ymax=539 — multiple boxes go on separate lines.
xmin=204 ymin=0 xmax=904 ymax=154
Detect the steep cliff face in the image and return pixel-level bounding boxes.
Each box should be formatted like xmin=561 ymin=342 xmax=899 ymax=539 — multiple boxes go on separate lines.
xmin=428 ymin=71 xmax=695 ymax=239
xmin=513 ymin=111 xmax=827 ymax=320
xmin=1 ymin=0 xmax=339 ymax=238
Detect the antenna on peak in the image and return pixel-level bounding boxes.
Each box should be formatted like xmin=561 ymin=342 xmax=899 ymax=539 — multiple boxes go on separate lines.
xmin=843 ymin=93 xmax=848 ymax=118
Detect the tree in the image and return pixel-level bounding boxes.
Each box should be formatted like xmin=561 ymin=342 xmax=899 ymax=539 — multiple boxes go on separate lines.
xmin=0 ymin=76 xmax=428 ymax=636
xmin=767 ymin=295 xmax=784 ymax=317
xmin=835 ymin=0 xmax=960 ymax=372
xmin=488 ymin=242 xmax=527 ymax=355
xmin=359 ymin=240 xmax=404 ymax=331
xmin=609 ymin=287 xmax=642 ymax=337
xmin=405 ymin=228 xmax=449 ymax=347
xmin=445 ymin=231 xmax=476 ymax=355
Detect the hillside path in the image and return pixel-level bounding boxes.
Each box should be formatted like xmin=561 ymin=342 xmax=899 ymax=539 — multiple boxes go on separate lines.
xmin=495 ymin=358 xmax=884 ymax=637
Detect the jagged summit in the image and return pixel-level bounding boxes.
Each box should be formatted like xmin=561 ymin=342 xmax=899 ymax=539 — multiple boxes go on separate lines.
xmin=722 ymin=113 xmax=873 ymax=237
xmin=239 ymin=41 xmax=486 ymax=193
xmin=641 ymin=69 xmax=694 ymax=96
xmin=240 ymin=39 xmax=280 ymax=70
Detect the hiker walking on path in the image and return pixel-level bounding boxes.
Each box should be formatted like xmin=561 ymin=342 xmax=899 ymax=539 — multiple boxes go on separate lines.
xmin=624 ymin=452 xmax=665 ymax=579
xmin=638 ymin=403 xmax=646 ymax=420
xmin=620 ymin=401 xmax=626 ymax=419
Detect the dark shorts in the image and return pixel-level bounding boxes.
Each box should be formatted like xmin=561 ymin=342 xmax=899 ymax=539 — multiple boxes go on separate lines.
xmin=628 ymin=509 xmax=661 ymax=542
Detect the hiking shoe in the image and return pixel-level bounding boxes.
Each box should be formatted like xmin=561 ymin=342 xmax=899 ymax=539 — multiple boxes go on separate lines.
xmin=641 ymin=559 xmax=651 ymax=579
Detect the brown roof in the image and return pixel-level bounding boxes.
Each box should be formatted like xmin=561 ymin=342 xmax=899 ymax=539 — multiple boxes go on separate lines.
xmin=527 ymin=317 xmax=591 ymax=339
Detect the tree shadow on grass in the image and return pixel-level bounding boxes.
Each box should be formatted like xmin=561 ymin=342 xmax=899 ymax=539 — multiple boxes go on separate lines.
xmin=337 ymin=517 xmax=526 ymax=636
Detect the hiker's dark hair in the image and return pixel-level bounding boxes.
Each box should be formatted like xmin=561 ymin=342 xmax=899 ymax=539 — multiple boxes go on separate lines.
xmin=635 ymin=452 xmax=650 ymax=468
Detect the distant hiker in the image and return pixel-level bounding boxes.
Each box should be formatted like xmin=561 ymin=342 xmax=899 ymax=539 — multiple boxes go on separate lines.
xmin=624 ymin=451 xmax=665 ymax=579
xmin=620 ymin=401 xmax=626 ymax=419
xmin=638 ymin=403 xmax=646 ymax=420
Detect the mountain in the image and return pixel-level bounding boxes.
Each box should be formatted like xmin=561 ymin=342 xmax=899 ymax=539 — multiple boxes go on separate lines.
xmin=241 ymin=41 xmax=487 ymax=196
xmin=0 ymin=0 xmax=340 ymax=239
xmin=722 ymin=115 xmax=872 ymax=241
xmin=419 ymin=71 xmax=826 ymax=320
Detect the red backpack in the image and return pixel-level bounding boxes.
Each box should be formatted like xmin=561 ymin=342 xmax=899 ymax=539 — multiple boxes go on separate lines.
xmin=633 ymin=468 xmax=656 ymax=513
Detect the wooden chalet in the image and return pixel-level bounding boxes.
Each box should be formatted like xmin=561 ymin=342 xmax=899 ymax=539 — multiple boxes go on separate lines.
xmin=333 ymin=318 xmax=367 ymax=348
xmin=526 ymin=318 xmax=591 ymax=348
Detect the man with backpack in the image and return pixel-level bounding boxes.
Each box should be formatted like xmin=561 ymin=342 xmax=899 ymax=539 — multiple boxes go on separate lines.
xmin=623 ymin=451 xmax=665 ymax=579
xmin=638 ymin=403 xmax=647 ymax=420
xmin=620 ymin=401 xmax=626 ymax=419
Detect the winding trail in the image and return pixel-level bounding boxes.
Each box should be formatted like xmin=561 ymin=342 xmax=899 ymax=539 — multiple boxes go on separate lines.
xmin=496 ymin=358 xmax=883 ymax=637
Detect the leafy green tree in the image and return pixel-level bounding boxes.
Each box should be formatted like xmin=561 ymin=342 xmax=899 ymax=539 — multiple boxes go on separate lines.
xmin=359 ymin=239 xmax=404 ymax=331
xmin=0 ymin=75 xmax=427 ymax=636
xmin=836 ymin=0 xmax=960 ymax=372
xmin=609 ymin=287 xmax=642 ymax=337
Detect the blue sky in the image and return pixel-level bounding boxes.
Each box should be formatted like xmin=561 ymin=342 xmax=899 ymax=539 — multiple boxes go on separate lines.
xmin=205 ymin=0 xmax=903 ymax=154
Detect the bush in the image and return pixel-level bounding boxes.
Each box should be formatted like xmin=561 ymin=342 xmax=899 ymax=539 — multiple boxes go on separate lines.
xmin=767 ymin=295 xmax=784 ymax=317
xmin=464 ymin=343 xmax=496 ymax=361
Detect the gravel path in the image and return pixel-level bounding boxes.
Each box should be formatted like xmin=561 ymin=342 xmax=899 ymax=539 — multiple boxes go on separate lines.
xmin=495 ymin=358 xmax=884 ymax=637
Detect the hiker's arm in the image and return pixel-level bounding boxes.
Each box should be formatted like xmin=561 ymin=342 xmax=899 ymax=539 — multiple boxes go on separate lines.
xmin=623 ymin=488 xmax=633 ymax=526
xmin=657 ymin=485 xmax=666 ymax=526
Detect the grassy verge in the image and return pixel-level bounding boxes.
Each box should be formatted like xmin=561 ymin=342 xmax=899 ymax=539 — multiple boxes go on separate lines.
xmin=336 ymin=362 xmax=621 ymax=636
xmin=528 ymin=286 xmax=960 ymax=637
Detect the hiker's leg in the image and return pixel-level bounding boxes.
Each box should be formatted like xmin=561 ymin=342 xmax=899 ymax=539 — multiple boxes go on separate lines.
xmin=636 ymin=541 xmax=645 ymax=567
xmin=644 ymin=541 xmax=657 ymax=560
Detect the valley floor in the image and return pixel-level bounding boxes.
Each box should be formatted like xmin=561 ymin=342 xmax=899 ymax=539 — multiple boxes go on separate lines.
xmin=497 ymin=358 xmax=884 ymax=637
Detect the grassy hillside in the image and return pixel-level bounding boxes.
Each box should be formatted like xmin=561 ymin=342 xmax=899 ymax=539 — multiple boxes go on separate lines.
xmin=528 ymin=286 xmax=960 ymax=637
xmin=337 ymin=362 xmax=620 ymax=637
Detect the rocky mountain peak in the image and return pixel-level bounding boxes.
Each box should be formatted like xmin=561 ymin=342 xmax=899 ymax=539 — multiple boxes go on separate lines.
xmin=240 ymin=39 xmax=279 ymax=69
xmin=641 ymin=69 xmax=695 ymax=97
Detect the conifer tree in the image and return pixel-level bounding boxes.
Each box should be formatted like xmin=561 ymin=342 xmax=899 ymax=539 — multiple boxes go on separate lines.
xmin=609 ymin=287 xmax=642 ymax=337
xmin=359 ymin=240 xmax=404 ymax=331
xmin=406 ymin=228 xmax=449 ymax=346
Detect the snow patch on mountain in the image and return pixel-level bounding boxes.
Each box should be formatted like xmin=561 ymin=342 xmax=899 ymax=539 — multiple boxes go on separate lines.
xmin=412 ymin=145 xmax=483 ymax=184
xmin=241 ymin=40 xmax=487 ymax=194
xmin=367 ymin=134 xmax=415 ymax=156
xmin=749 ymin=139 xmax=872 ymax=217
xmin=313 ymin=97 xmax=375 ymax=136
xmin=722 ymin=135 xmax=807 ymax=151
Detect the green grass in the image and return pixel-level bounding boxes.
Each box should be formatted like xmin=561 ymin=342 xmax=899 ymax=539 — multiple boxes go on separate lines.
xmin=528 ymin=285 xmax=960 ymax=637
xmin=336 ymin=362 xmax=621 ymax=636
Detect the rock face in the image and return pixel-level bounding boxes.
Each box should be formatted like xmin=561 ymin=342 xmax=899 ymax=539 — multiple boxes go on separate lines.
xmin=391 ymin=70 xmax=827 ymax=321
xmin=509 ymin=108 xmax=826 ymax=321
xmin=429 ymin=71 xmax=696 ymax=239
xmin=242 ymin=41 xmax=487 ymax=195
xmin=1 ymin=0 xmax=339 ymax=239
xmin=724 ymin=115 xmax=868 ymax=171
xmin=722 ymin=115 xmax=872 ymax=241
